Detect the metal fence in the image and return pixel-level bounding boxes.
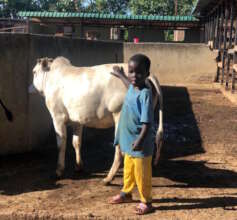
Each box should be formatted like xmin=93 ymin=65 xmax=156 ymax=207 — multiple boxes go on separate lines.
xmin=204 ymin=0 xmax=236 ymax=93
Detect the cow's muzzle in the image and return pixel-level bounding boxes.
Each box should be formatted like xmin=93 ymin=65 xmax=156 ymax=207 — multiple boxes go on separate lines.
xmin=28 ymin=84 xmax=37 ymax=94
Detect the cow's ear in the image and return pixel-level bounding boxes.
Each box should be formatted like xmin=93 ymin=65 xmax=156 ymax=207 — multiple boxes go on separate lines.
xmin=41 ymin=58 xmax=50 ymax=71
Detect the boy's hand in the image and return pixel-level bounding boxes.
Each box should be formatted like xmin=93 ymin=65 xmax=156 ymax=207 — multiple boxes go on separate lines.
xmin=111 ymin=66 xmax=125 ymax=78
xmin=132 ymin=140 xmax=143 ymax=151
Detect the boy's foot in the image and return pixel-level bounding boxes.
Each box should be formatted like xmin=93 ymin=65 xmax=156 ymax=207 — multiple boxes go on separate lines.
xmin=108 ymin=193 xmax=133 ymax=204
xmin=135 ymin=203 xmax=154 ymax=215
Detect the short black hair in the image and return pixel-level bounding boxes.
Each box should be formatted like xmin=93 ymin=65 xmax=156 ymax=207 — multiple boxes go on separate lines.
xmin=129 ymin=54 xmax=151 ymax=73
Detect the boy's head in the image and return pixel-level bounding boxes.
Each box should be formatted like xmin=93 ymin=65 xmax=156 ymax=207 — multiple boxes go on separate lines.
xmin=128 ymin=54 xmax=151 ymax=87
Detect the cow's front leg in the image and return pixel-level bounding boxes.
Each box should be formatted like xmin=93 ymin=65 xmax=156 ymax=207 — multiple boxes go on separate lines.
xmin=72 ymin=125 xmax=84 ymax=171
xmin=53 ymin=117 xmax=67 ymax=178
xmin=103 ymin=112 xmax=122 ymax=185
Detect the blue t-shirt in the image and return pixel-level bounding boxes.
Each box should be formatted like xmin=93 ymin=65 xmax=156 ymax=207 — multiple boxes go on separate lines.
xmin=114 ymin=85 xmax=155 ymax=158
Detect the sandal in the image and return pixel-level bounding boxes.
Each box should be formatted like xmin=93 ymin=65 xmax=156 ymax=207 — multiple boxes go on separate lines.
xmin=109 ymin=193 xmax=133 ymax=204
xmin=135 ymin=203 xmax=154 ymax=215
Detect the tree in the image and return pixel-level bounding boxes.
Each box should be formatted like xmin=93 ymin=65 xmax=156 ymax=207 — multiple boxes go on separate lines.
xmin=84 ymin=0 xmax=129 ymax=14
xmin=129 ymin=0 xmax=174 ymax=16
xmin=0 ymin=0 xmax=197 ymax=17
xmin=129 ymin=0 xmax=196 ymax=16
xmin=0 ymin=0 xmax=85 ymax=17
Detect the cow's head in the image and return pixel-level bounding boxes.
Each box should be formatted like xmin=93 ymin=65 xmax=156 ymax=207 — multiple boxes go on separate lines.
xmin=29 ymin=57 xmax=53 ymax=95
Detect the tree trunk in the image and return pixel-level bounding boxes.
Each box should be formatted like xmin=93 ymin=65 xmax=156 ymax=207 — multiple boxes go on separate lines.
xmin=74 ymin=0 xmax=79 ymax=12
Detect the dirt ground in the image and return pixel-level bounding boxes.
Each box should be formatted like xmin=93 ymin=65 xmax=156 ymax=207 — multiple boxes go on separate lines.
xmin=0 ymin=84 xmax=237 ymax=220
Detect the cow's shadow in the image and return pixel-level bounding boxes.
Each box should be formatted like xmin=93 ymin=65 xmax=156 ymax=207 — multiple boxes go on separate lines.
xmin=1 ymin=86 xmax=237 ymax=198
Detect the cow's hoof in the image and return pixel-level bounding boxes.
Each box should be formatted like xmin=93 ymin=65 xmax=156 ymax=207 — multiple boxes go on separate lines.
xmin=56 ymin=167 xmax=64 ymax=179
xmin=75 ymin=163 xmax=83 ymax=172
xmin=102 ymin=178 xmax=112 ymax=186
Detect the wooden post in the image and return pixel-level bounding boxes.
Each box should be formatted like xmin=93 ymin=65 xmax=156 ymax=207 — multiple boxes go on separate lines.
xmin=226 ymin=0 xmax=234 ymax=89
xmin=221 ymin=1 xmax=229 ymax=85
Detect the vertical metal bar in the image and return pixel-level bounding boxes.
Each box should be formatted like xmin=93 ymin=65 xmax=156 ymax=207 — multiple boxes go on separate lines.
xmin=205 ymin=19 xmax=208 ymax=43
xmin=226 ymin=0 xmax=234 ymax=89
xmin=221 ymin=1 xmax=229 ymax=85
xmin=232 ymin=3 xmax=237 ymax=93
xmin=219 ymin=3 xmax=224 ymax=50
xmin=212 ymin=12 xmax=216 ymax=42
xmin=216 ymin=2 xmax=224 ymax=82
xmin=215 ymin=5 xmax=220 ymax=49
xmin=208 ymin=16 xmax=211 ymax=42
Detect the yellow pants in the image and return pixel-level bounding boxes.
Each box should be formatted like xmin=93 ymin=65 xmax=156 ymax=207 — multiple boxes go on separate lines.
xmin=122 ymin=154 xmax=152 ymax=203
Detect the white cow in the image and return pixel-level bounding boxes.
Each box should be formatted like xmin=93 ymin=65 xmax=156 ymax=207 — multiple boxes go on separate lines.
xmin=29 ymin=56 xmax=163 ymax=184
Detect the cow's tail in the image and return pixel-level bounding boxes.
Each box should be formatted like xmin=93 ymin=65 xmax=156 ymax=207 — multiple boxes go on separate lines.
xmin=0 ymin=99 xmax=13 ymax=122
xmin=147 ymin=75 xmax=163 ymax=166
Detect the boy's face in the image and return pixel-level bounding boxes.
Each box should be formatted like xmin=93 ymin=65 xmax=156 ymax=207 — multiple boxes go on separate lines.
xmin=128 ymin=60 xmax=148 ymax=87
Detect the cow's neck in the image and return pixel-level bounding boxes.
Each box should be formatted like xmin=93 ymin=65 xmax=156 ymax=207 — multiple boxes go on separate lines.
xmin=41 ymin=71 xmax=48 ymax=96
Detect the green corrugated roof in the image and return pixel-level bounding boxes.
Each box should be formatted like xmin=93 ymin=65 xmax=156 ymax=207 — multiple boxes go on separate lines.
xmin=18 ymin=11 xmax=198 ymax=22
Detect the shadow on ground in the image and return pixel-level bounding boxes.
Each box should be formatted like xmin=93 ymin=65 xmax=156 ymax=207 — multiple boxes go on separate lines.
xmin=152 ymin=197 xmax=237 ymax=211
xmin=1 ymin=86 xmax=237 ymax=196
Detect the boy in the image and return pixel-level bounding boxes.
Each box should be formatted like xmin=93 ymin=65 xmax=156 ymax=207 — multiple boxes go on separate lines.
xmin=109 ymin=54 xmax=154 ymax=215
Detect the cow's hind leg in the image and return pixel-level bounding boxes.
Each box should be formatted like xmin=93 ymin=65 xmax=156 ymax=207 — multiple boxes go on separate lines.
xmin=72 ymin=125 xmax=84 ymax=171
xmin=53 ymin=117 xmax=67 ymax=178
xmin=103 ymin=113 xmax=122 ymax=185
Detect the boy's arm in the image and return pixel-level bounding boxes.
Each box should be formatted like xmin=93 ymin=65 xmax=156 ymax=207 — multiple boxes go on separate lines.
xmin=133 ymin=123 xmax=150 ymax=151
xmin=111 ymin=66 xmax=130 ymax=88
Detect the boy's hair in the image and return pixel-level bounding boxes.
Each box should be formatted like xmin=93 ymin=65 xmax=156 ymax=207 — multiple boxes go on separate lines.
xmin=129 ymin=54 xmax=151 ymax=73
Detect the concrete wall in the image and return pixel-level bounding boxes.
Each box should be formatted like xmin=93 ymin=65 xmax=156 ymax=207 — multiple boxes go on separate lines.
xmin=128 ymin=28 xmax=165 ymax=42
xmin=0 ymin=34 xmax=217 ymax=155
xmin=124 ymin=43 xmax=217 ymax=85
xmin=0 ymin=33 xmax=123 ymax=155
xmin=0 ymin=34 xmax=30 ymax=154
xmin=184 ymin=29 xmax=202 ymax=43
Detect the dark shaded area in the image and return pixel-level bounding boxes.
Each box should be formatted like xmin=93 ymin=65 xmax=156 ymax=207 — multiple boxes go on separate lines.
xmin=160 ymin=86 xmax=204 ymax=159
xmin=153 ymin=196 xmax=237 ymax=211
xmin=0 ymin=98 xmax=13 ymax=122
xmin=1 ymin=86 xmax=237 ymax=198
xmin=153 ymin=160 xmax=237 ymax=188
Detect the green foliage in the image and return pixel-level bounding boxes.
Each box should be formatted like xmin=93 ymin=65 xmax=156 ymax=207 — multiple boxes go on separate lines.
xmin=164 ymin=30 xmax=174 ymax=41
xmin=0 ymin=0 xmax=197 ymax=17
xmin=129 ymin=0 xmax=196 ymax=16
xmin=129 ymin=0 xmax=174 ymax=16
xmin=83 ymin=0 xmax=129 ymax=14
xmin=0 ymin=0 xmax=84 ymax=17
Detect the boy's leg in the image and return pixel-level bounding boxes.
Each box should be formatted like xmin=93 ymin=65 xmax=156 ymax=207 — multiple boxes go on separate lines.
xmin=109 ymin=154 xmax=135 ymax=204
xmin=134 ymin=156 xmax=152 ymax=204
xmin=122 ymin=154 xmax=136 ymax=195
